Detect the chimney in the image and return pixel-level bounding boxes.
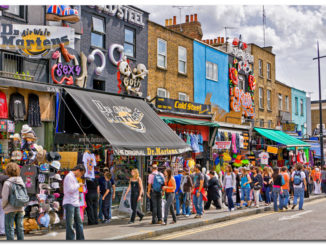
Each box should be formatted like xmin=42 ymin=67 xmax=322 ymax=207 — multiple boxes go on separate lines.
xmin=210 ymin=39 xmax=213 ymax=45
xmin=218 ymin=37 xmax=221 ymax=43
xmin=169 ymin=18 xmax=172 ymax=26
xmin=194 ymin=13 xmax=198 ymax=21
xmin=214 ymin=38 xmax=217 ymax=44
xmin=221 ymin=37 xmax=224 ymax=43
xmin=186 ymin=15 xmax=189 ymax=23
xmin=173 ymin=16 xmax=176 ymax=25
xmin=165 ymin=19 xmax=168 ymax=26
xmin=190 ymin=14 xmax=194 ymax=22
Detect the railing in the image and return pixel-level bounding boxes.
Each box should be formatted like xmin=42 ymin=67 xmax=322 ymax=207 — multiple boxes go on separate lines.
xmin=0 ymin=70 xmax=35 ymax=81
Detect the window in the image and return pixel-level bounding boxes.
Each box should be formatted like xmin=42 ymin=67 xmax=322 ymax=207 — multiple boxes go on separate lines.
xmin=178 ymin=46 xmax=187 ymax=74
xmin=4 ymin=5 xmax=26 ymax=20
xmin=268 ymin=120 xmax=272 ymax=129
xmin=93 ymin=79 xmax=105 ymax=91
xmin=178 ymin=92 xmax=189 ymax=102
xmin=206 ymin=61 xmax=218 ymax=81
xmin=285 ymin=96 xmax=289 ymax=111
xmin=267 ymin=63 xmax=271 ymax=80
xmin=238 ymin=75 xmax=245 ymax=90
xmin=157 ymin=88 xmax=169 ymax=98
xmin=300 ymin=99 xmax=304 ymax=116
xmin=91 ymin=16 xmax=105 ymax=48
xmin=259 ymin=87 xmax=264 ymax=109
xmin=260 ymin=119 xmax=264 ymax=128
xmin=295 ymin=97 xmax=298 ymax=115
xmin=259 ymin=59 xmax=263 ymax=76
xmin=157 ymin=39 xmax=167 ymax=68
xmin=267 ymin=89 xmax=271 ymax=110
xmin=278 ymin=93 xmax=283 ymax=111
xmin=124 ymin=28 xmax=135 ymax=58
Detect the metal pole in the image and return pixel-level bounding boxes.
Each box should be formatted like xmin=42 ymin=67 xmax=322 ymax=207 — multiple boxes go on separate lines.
xmin=317 ymin=41 xmax=325 ymax=166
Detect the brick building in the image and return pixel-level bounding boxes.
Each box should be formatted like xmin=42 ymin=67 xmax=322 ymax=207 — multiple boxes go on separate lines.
xmin=275 ymin=80 xmax=292 ymax=127
xmin=311 ymin=100 xmax=326 ymax=136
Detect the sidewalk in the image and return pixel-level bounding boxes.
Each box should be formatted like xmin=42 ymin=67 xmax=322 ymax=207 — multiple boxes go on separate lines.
xmin=2 ymin=194 xmax=325 ymax=240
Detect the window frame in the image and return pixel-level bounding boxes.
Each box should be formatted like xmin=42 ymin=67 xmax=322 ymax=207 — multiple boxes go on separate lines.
xmin=267 ymin=62 xmax=271 ymax=80
xmin=268 ymin=120 xmax=272 ymax=129
xmin=267 ymin=89 xmax=271 ymax=110
xmin=178 ymin=92 xmax=189 ymax=102
xmin=3 ymin=5 xmax=27 ymax=21
xmin=278 ymin=93 xmax=283 ymax=111
xmin=259 ymin=87 xmax=264 ymax=109
xmin=295 ymin=97 xmax=298 ymax=115
xmin=285 ymin=95 xmax=289 ymax=111
xmin=93 ymin=79 xmax=106 ymax=91
xmin=91 ymin=15 xmax=106 ymax=49
xmin=300 ymin=99 xmax=304 ymax=116
xmin=206 ymin=61 xmax=218 ymax=82
xmin=157 ymin=38 xmax=167 ymax=69
xmin=260 ymin=119 xmax=264 ymax=128
xmin=178 ymin=46 xmax=187 ymax=74
xmin=259 ymin=59 xmax=263 ymax=77
xmin=124 ymin=27 xmax=136 ymax=58
xmin=157 ymin=88 xmax=168 ymax=98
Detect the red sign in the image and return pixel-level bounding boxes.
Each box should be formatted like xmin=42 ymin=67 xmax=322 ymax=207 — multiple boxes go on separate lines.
xmin=213 ymin=141 xmax=231 ymax=150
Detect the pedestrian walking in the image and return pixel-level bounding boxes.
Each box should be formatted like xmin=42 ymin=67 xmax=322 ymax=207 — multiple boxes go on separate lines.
xmin=321 ymin=166 xmax=326 ymax=193
xmin=280 ymin=166 xmax=290 ymax=210
xmin=262 ymin=166 xmax=272 ymax=206
xmin=174 ymin=169 xmax=183 ymax=216
xmin=2 ymin=162 xmax=26 ymax=240
xmin=307 ymin=167 xmax=314 ymax=195
xmin=313 ymin=167 xmax=322 ymax=195
xmin=239 ymin=167 xmax=252 ymax=209
xmin=63 ymin=164 xmax=86 ymax=240
xmin=272 ymin=167 xmax=285 ymax=212
xmin=192 ymin=164 xmax=206 ymax=218
xmin=223 ymin=165 xmax=236 ymax=211
xmin=234 ymin=168 xmax=241 ymax=207
xmin=85 ymin=177 xmax=99 ymax=225
xmin=101 ymin=172 xmax=114 ymax=224
xmin=98 ymin=167 xmax=110 ymax=222
xmin=204 ymin=170 xmax=221 ymax=210
xmin=252 ymin=167 xmax=263 ymax=208
xmin=162 ymin=168 xmax=177 ymax=225
xmin=291 ymin=164 xmax=307 ymax=210
xmin=180 ymin=168 xmax=193 ymax=216
xmin=123 ymin=168 xmax=144 ymax=224
xmin=146 ymin=164 xmax=165 ymax=224
xmin=0 ymin=171 xmax=9 ymax=237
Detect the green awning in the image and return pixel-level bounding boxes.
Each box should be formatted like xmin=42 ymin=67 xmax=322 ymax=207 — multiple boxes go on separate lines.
xmin=254 ymin=128 xmax=310 ymax=147
xmin=160 ymin=116 xmax=219 ymax=127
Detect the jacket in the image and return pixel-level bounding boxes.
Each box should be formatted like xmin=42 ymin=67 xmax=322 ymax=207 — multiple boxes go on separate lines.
xmin=0 ymin=91 xmax=8 ymax=119
xmin=27 ymin=93 xmax=41 ymax=127
xmin=207 ymin=176 xmax=220 ymax=200
xmin=223 ymin=172 xmax=236 ymax=190
xmin=9 ymin=92 xmax=26 ymax=121
xmin=2 ymin=176 xmax=26 ymax=214
xmin=0 ymin=173 xmax=9 ymax=199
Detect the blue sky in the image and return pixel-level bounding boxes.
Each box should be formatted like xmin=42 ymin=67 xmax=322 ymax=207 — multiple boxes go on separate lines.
xmin=139 ymin=5 xmax=326 ymax=101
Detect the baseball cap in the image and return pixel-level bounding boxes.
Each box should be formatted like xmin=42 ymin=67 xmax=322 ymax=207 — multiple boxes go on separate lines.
xmin=40 ymin=163 xmax=50 ymax=173
xmin=51 ymin=182 xmax=60 ymax=189
xmin=50 ymin=161 xmax=61 ymax=170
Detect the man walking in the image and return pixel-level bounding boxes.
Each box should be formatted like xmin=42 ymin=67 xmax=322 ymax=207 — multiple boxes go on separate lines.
xmin=174 ymin=169 xmax=183 ymax=216
xmin=147 ymin=164 xmax=164 ymax=224
xmin=291 ymin=164 xmax=307 ymax=211
xmin=192 ymin=164 xmax=205 ymax=218
xmin=63 ymin=165 xmax=86 ymax=240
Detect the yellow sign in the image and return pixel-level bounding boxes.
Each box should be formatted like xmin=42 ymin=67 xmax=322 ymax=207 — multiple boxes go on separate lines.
xmin=58 ymin=152 xmax=78 ymax=169
xmin=267 ymin=146 xmax=278 ymax=154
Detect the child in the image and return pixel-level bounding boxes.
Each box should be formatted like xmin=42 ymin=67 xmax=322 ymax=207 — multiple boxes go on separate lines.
xmin=102 ymin=172 xmax=114 ymax=224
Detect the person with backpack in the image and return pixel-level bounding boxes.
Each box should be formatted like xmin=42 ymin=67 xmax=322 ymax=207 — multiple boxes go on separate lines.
xmin=2 ymin=162 xmax=28 ymax=240
xmin=204 ymin=171 xmax=221 ymax=210
xmin=162 ymin=168 xmax=177 ymax=225
xmin=0 ymin=171 xmax=9 ymax=237
xmin=272 ymin=167 xmax=285 ymax=212
xmin=222 ymin=165 xmax=236 ymax=211
xmin=239 ymin=167 xmax=252 ymax=209
xmin=291 ymin=164 xmax=307 ymax=210
xmin=180 ymin=168 xmax=193 ymax=217
xmin=192 ymin=164 xmax=206 ymax=218
xmin=146 ymin=164 xmax=165 ymax=225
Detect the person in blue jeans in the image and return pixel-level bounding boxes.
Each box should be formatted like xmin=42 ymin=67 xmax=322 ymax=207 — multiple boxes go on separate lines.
xmin=239 ymin=168 xmax=252 ymax=208
xmin=291 ymin=164 xmax=307 ymax=210
xmin=280 ymin=167 xmax=290 ymax=210
xmin=181 ymin=168 xmax=193 ymax=216
xmin=102 ymin=172 xmax=114 ymax=224
xmin=174 ymin=169 xmax=183 ymax=216
xmin=262 ymin=167 xmax=272 ymax=206
xmin=98 ymin=167 xmax=115 ymax=221
xmin=223 ymin=165 xmax=236 ymax=211
xmin=192 ymin=164 xmax=204 ymax=218
xmin=271 ymin=167 xmax=284 ymax=212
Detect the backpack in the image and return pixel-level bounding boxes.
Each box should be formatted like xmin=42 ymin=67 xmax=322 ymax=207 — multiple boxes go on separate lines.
xmin=8 ymin=181 xmax=29 ymax=208
xmin=293 ymin=171 xmax=302 ymax=186
xmin=203 ymin=174 xmax=209 ymax=189
xmin=152 ymin=173 xmax=164 ymax=192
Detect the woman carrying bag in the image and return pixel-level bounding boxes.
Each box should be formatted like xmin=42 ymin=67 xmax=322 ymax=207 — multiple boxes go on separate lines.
xmin=252 ymin=167 xmax=263 ymax=208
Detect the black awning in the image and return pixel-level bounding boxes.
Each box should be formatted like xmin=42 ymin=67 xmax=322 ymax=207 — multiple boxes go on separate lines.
xmin=64 ymin=88 xmax=192 ymax=156
xmin=0 ymin=78 xmax=60 ymax=93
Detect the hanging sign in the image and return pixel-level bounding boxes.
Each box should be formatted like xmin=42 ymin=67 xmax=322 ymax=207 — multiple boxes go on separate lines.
xmin=267 ymin=146 xmax=278 ymax=154
xmin=213 ymin=141 xmax=231 ymax=150
xmin=0 ymin=23 xmax=74 ymax=58
xmin=282 ymin=123 xmax=296 ymax=132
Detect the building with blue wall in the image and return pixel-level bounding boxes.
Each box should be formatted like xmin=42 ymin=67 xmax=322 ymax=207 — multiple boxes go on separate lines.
xmin=193 ymin=40 xmax=229 ymax=112
xmin=291 ymin=87 xmax=307 ymax=136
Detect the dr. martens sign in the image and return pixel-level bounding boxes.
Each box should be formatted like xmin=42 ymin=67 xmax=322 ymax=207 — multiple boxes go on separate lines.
xmin=0 ymin=23 xmax=74 ymax=58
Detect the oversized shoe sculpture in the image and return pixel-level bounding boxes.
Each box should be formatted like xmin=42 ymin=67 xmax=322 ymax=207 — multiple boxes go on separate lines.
xmin=46 ymin=5 xmax=80 ymax=23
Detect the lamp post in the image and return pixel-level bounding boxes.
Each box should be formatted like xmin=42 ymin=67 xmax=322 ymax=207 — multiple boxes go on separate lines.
xmin=313 ymin=41 xmax=325 ymax=166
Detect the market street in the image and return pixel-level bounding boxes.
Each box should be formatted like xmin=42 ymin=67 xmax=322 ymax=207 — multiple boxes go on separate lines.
xmin=149 ymin=197 xmax=326 ymax=240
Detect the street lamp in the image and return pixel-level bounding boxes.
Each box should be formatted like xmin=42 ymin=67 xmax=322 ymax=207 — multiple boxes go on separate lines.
xmin=313 ymin=41 xmax=325 ymax=166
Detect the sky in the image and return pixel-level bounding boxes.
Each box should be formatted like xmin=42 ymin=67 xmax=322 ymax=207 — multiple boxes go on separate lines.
xmin=138 ymin=5 xmax=326 ymax=101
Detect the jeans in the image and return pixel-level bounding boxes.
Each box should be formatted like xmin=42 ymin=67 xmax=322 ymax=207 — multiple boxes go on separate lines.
xmin=4 ymin=212 xmax=24 ymax=240
xmin=130 ymin=193 xmax=144 ymax=222
xmin=0 ymin=199 xmax=4 ymax=235
xmin=272 ymin=187 xmax=281 ymax=211
xmin=293 ymin=187 xmax=305 ymax=210
xmin=225 ymin=188 xmax=234 ymax=210
xmin=98 ymin=194 xmax=103 ymax=221
xmin=241 ymin=188 xmax=250 ymax=201
xmin=182 ymin=192 xmax=191 ymax=215
xmin=85 ymin=192 xmax=98 ymax=225
xmin=264 ymin=186 xmax=271 ymax=203
xmin=164 ymin=192 xmax=176 ymax=223
xmin=175 ymin=192 xmax=181 ymax=215
xmin=193 ymin=190 xmax=203 ymax=215
xmin=321 ymin=182 xmax=326 ymax=193
xmin=64 ymin=204 xmax=84 ymax=240
xmin=102 ymin=194 xmax=112 ymax=220
xmin=151 ymin=191 xmax=162 ymax=223
xmin=280 ymin=189 xmax=289 ymax=210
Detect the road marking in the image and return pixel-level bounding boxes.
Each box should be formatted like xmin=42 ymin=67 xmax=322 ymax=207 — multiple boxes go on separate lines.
xmin=279 ymin=210 xmax=312 ymax=221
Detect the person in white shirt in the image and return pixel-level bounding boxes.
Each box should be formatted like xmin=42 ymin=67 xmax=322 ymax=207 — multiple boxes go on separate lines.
xmin=63 ymin=165 xmax=86 ymax=240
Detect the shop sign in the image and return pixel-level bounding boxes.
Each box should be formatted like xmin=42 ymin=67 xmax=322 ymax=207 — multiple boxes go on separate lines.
xmin=0 ymin=23 xmax=74 ymax=58
xmin=54 ymin=134 xmax=108 ymax=144
xmin=267 ymin=146 xmax=278 ymax=154
xmin=156 ymin=97 xmax=211 ymax=116
xmin=282 ymin=123 xmax=296 ymax=132
xmin=213 ymin=141 xmax=231 ymax=150
xmin=89 ymin=5 xmax=145 ymax=28
xmin=114 ymin=147 xmax=185 ymax=156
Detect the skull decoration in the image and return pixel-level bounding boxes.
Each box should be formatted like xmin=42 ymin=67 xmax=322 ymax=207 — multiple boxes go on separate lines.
xmin=135 ymin=64 xmax=148 ymax=80
xmin=119 ymin=59 xmax=132 ymax=77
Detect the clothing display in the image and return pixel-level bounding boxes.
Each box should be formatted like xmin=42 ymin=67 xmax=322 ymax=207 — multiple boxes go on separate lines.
xmin=9 ymin=92 xmax=26 ymax=121
xmin=258 ymin=152 xmax=270 ymax=165
xmin=83 ymin=151 xmax=97 ymax=179
xmin=28 ymin=93 xmax=42 ymax=127
xmin=21 ymin=165 xmax=39 ymax=194
xmin=0 ymin=91 xmax=8 ymax=118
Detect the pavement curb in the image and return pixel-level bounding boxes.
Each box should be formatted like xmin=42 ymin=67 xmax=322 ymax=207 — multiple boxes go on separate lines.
xmin=111 ymin=195 xmax=326 ymax=240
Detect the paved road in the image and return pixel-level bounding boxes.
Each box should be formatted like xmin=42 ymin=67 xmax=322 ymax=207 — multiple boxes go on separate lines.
xmin=149 ymin=198 xmax=326 ymax=240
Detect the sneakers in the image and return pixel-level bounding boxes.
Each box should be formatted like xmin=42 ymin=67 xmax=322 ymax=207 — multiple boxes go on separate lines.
xmin=291 ymin=204 xmax=297 ymax=210
xmin=128 ymin=221 xmax=134 ymax=224
xmin=231 ymin=208 xmax=235 ymax=211
xmin=194 ymin=214 xmax=202 ymax=218
xmin=185 ymin=214 xmax=190 ymax=217
xmin=104 ymin=219 xmax=111 ymax=224
xmin=139 ymin=215 xmax=144 ymax=222
xmin=157 ymin=220 xmax=163 ymax=225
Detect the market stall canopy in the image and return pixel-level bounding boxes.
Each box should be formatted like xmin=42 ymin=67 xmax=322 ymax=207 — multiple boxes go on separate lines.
xmin=64 ymin=88 xmax=192 ymax=156
xmin=0 ymin=78 xmax=59 ymax=93
xmin=160 ymin=116 xmax=220 ymax=127
xmin=254 ymin=128 xmax=310 ymax=148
